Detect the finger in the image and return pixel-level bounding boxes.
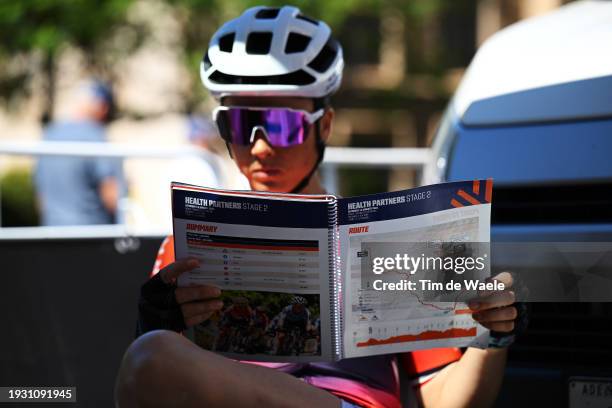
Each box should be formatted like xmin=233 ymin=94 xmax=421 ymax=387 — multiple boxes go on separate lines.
xmin=492 ymin=271 xmax=514 ymax=287
xmin=160 ymin=258 xmax=201 ymax=283
xmin=468 ymin=290 xmax=515 ymax=311
xmin=185 ymin=312 xmax=215 ymax=328
xmin=478 ymin=271 xmax=514 ymax=297
xmin=181 ymin=299 xmax=224 ymax=318
xmin=480 ymin=321 xmax=515 ymax=333
xmin=473 ymin=306 xmax=517 ymax=323
xmin=175 ymin=285 xmax=222 ymax=304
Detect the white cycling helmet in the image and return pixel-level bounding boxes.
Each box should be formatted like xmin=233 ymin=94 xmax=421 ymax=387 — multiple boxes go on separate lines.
xmin=201 ymin=6 xmax=344 ymax=100
xmin=290 ymin=296 xmax=308 ymax=305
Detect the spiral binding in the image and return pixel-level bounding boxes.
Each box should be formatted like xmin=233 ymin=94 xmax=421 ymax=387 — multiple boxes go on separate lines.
xmin=327 ymin=197 xmax=343 ymax=360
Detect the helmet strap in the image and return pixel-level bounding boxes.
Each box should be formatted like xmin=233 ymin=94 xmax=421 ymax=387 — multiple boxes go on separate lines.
xmin=289 ymin=119 xmax=325 ymax=194
xmin=225 ymin=141 xmax=233 ymax=158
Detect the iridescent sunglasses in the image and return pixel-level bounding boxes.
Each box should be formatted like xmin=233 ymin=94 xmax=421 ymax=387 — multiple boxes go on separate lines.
xmin=212 ymin=106 xmax=324 ymax=147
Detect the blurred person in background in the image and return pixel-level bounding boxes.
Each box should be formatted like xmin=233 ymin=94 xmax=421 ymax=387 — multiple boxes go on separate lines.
xmin=161 ymin=115 xmax=222 ymax=230
xmin=166 ymin=115 xmax=222 ymax=189
xmin=34 ymin=79 xmax=125 ymax=226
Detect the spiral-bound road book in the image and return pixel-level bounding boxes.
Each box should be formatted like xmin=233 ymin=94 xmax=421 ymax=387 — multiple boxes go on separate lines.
xmin=172 ymin=180 xmax=493 ymax=362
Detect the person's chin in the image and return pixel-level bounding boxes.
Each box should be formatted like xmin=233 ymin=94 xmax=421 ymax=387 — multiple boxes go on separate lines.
xmin=250 ymin=172 xmax=291 ymax=192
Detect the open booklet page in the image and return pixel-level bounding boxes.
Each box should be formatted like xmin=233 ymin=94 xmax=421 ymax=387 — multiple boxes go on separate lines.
xmin=339 ymin=180 xmax=492 ymax=358
xmin=172 ymin=184 xmax=338 ymax=362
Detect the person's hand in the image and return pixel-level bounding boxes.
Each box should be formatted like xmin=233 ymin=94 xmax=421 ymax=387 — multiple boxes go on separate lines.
xmin=468 ymin=271 xmax=517 ymax=333
xmin=159 ymin=257 xmax=224 ymax=328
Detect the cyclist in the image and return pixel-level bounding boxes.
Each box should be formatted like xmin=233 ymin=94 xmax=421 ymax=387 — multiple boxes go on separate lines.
xmin=271 ymin=296 xmax=312 ymax=355
xmin=216 ymin=297 xmax=252 ymax=352
xmin=252 ymin=305 xmax=270 ymax=331
xmin=277 ymin=296 xmax=311 ymax=332
xmin=246 ymin=304 xmax=270 ymax=353
xmin=222 ymin=297 xmax=253 ymax=327
xmin=117 ymin=6 xmax=522 ymax=408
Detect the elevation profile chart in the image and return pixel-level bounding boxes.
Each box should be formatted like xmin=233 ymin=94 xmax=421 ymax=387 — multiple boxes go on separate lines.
xmin=352 ymin=312 xmax=478 ymax=349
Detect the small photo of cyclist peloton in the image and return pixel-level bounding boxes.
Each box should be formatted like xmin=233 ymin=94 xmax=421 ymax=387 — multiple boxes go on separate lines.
xmin=193 ymin=291 xmax=321 ymax=357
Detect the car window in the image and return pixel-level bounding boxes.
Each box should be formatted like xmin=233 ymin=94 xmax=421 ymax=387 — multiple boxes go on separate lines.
xmin=447 ymin=118 xmax=612 ymax=185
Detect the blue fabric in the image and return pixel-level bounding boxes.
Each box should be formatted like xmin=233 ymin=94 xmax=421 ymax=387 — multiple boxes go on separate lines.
xmin=35 ymin=120 xmax=124 ymax=225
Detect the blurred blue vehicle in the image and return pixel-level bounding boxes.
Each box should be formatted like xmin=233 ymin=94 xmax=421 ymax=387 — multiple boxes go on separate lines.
xmin=426 ymin=1 xmax=612 ymax=407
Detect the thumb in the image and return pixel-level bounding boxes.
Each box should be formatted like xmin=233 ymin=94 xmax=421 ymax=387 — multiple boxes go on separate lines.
xmin=160 ymin=257 xmax=200 ymax=284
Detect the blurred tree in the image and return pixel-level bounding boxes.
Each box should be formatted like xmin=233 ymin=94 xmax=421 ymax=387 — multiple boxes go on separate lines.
xmin=0 ymin=168 xmax=39 ymax=227
xmin=0 ymin=0 xmax=471 ymax=118
xmin=164 ymin=0 xmax=453 ymax=112
xmin=0 ymin=0 xmax=146 ymax=123
xmin=166 ymin=0 xmax=382 ymax=111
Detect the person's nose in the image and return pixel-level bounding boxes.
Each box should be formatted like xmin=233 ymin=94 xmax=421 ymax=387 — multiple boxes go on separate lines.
xmin=250 ymin=129 xmax=274 ymax=159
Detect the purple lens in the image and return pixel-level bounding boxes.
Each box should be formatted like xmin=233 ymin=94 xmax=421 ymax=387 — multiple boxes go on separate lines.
xmin=262 ymin=109 xmax=309 ymax=147
xmin=218 ymin=108 xmax=311 ymax=147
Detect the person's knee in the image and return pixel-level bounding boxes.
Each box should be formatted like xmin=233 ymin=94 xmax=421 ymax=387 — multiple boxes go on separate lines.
xmin=116 ymin=330 xmax=243 ymax=407
xmin=123 ymin=330 xmax=184 ymax=374
xmin=115 ymin=330 xmax=185 ymax=406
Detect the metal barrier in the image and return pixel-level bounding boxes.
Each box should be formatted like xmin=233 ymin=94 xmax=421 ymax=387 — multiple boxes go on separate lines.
xmin=0 ymin=236 xmax=163 ymax=407
xmin=0 ymin=140 xmax=432 ymax=237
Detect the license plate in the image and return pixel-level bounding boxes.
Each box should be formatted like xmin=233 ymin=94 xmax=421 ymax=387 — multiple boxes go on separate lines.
xmin=569 ymin=377 xmax=612 ymax=408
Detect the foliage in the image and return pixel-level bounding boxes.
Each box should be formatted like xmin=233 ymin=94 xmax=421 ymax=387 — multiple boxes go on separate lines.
xmin=164 ymin=0 xmax=456 ymax=109
xmin=0 ymin=167 xmax=39 ymax=227
xmin=0 ymin=0 xmax=145 ymax=115
xmin=0 ymin=0 xmax=458 ymax=112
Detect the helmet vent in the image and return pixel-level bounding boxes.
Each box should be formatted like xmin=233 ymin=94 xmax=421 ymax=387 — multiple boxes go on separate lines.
xmin=308 ymin=37 xmax=339 ymax=73
xmin=218 ymin=33 xmax=235 ymax=53
xmin=209 ymin=69 xmax=315 ymax=86
xmin=285 ymin=33 xmax=311 ymax=54
xmin=296 ymin=14 xmax=319 ymax=26
xmin=246 ymin=32 xmax=273 ymax=54
xmin=255 ymin=8 xmax=280 ymax=19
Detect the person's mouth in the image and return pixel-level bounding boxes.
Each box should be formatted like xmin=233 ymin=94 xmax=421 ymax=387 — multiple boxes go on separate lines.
xmin=251 ymin=167 xmax=283 ymax=182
